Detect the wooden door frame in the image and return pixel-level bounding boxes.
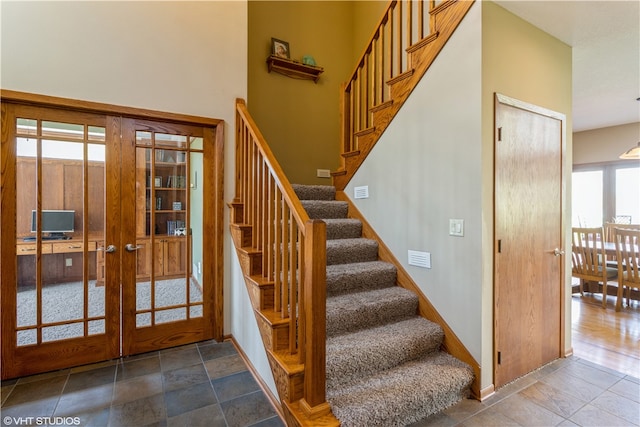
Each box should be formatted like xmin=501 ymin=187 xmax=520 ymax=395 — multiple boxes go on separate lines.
xmin=0 ymin=90 xmax=225 ymax=379
xmin=493 ymin=93 xmax=568 ymax=388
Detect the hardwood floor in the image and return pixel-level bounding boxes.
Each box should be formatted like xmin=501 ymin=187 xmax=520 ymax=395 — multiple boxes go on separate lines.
xmin=571 ymin=289 xmax=640 ymax=378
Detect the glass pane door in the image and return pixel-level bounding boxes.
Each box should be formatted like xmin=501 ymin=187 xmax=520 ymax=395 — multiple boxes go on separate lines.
xmin=121 ymin=119 xmax=210 ymax=355
xmin=2 ymin=104 xmax=120 ymax=379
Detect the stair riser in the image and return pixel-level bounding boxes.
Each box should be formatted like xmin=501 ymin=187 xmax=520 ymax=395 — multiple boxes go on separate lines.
xmin=301 ymin=201 xmax=349 ymax=219
xmin=327 ymin=267 xmax=397 ymax=296
xmin=236 ymin=249 xmax=262 ymax=277
xmin=246 ymin=278 xmax=274 ymax=311
xmin=293 ymin=184 xmax=336 ymax=201
xmin=267 ymin=352 xmax=305 ymax=403
xmin=255 ymin=312 xmax=291 ymax=352
xmin=327 ymin=297 xmax=418 ymax=337
xmin=326 ymin=222 xmax=362 ymax=240
xmin=326 ymin=243 xmax=379 ymax=265
xmin=326 ymin=321 xmax=444 ymax=389
xmin=230 ymin=224 xmax=252 ymax=248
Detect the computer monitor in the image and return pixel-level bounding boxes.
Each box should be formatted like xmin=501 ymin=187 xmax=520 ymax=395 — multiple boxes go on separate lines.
xmin=31 ymin=210 xmax=75 ymax=237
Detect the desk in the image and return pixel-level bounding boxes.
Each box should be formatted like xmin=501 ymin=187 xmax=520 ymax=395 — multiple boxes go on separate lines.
xmin=16 ymin=239 xmax=103 ymax=286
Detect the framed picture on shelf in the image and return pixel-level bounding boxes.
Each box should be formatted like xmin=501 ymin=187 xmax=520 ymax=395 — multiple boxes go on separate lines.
xmin=154 ymin=176 xmax=162 ymax=188
xmin=271 ymin=38 xmax=290 ymax=59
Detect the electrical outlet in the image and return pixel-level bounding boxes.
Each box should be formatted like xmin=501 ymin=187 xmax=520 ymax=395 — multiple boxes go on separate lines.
xmin=65 ymin=258 xmax=72 ymax=267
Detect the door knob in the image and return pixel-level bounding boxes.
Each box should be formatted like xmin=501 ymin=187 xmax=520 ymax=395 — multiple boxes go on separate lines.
xmin=553 ymin=248 xmax=565 ymax=256
xmin=104 ymin=245 xmax=117 ymax=253
xmin=125 ymin=243 xmax=143 ymax=252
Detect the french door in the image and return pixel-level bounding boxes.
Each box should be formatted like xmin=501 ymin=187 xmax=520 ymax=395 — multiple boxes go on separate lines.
xmin=1 ymin=94 xmax=224 ymax=380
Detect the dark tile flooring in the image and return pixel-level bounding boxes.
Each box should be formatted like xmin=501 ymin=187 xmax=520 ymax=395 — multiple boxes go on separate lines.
xmin=2 ymin=342 xmax=639 ymax=426
xmin=1 ymin=340 xmax=284 ymax=427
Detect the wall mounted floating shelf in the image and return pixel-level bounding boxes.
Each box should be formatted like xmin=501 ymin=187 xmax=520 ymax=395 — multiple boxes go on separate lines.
xmin=267 ymin=55 xmax=324 ymax=83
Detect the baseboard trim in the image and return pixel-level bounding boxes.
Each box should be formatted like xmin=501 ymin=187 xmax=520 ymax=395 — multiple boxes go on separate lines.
xmin=479 ymin=384 xmax=495 ymax=401
xmin=226 ymin=335 xmax=286 ymax=424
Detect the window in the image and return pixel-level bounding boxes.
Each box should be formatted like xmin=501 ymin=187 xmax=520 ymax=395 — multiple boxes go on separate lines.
xmin=572 ymin=162 xmax=640 ymax=227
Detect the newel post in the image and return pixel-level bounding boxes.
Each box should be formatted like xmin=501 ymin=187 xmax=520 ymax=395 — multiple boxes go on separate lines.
xmin=300 ymin=219 xmax=331 ymax=418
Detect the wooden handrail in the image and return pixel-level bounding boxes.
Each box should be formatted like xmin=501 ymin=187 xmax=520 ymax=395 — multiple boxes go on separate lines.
xmin=341 ymin=0 xmax=435 ymax=153
xmin=234 ymin=99 xmax=328 ymax=418
xmin=336 ymin=0 xmax=473 ymax=189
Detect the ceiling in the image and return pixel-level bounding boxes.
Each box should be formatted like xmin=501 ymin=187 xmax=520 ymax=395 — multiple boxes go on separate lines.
xmin=493 ymin=0 xmax=640 ymax=132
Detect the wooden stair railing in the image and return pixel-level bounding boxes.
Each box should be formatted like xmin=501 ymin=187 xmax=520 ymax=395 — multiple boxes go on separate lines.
xmin=232 ymin=99 xmax=338 ymax=426
xmin=334 ymin=0 xmax=475 ymax=190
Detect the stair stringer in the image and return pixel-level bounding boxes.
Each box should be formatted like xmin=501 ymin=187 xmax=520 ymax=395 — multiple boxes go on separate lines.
xmin=333 ymin=0 xmax=475 ymax=191
xmin=335 ymin=191 xmax=481 ymax=399
xmin=229 ymin=202 xmax=341 ymax=427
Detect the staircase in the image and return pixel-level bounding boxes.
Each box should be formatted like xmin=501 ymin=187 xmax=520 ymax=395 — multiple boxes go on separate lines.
xmin=231 ymin=1 xmax=480 ymax=424
xmin=333 ymin=0 xmax=475 ymax=190
xmin=294 ymin=184 xmax=473 ymax=426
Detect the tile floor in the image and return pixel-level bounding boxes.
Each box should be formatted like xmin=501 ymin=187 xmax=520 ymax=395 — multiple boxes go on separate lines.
xmin=413 ymin=355 xmax=640 ymax=427
xmin=1 ymin=340 xmax=284 ymax=427
xmin=2 ymin=341 xmax=639 ymax=427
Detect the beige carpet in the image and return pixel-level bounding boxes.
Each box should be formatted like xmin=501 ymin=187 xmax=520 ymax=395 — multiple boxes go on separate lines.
xmin=16 ymin=278 xmax=202 ymax=346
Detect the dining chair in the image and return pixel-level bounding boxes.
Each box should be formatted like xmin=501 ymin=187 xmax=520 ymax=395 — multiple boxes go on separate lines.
xmin=604 ymin=223 xmax=640 ymax=268
xmin=571 ymin=227 xmax=618 ymax=308
xmin=613 ymin=227 xmax=640 ymax=311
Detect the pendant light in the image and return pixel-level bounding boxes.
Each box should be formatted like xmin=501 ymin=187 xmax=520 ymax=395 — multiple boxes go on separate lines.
xmin=619 ymin=141 xmax=640 ymax=159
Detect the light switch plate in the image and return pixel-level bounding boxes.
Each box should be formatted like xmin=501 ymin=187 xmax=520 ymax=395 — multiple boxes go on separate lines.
xmin=449 ymin=219 xmax=464 ymax=237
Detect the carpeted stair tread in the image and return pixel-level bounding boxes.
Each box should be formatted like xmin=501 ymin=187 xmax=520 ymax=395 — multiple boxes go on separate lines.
xmin=324 ymin=218 xmax=363 ymax=240
xmin=326 ymin=261 xmax=397 ymax=296
xmin=326 ymin=238 xmax=379 ymax=265
xmin=327 ymin=352 xmax=474 ymax=427
xmin=327 ymin=286 xmax=418 ymax=337
xmin=301 ymin=200 xmax=349 ymax=219
xmin=326 ymin=317 xmax=444 ymax=388
xmin=292 ymin=184 xmax=336 ymax=201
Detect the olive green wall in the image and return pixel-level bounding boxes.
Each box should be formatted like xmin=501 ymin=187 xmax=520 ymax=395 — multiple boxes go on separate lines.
xmin=248 ymin=1 xmax=386 ymax=184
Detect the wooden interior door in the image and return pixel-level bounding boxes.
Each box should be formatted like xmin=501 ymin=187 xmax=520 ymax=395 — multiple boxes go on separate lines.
xmin=494 ymin=94 xmax=565 ymax=388
xmin=2 ymin=92 xmax=224 ymax=379
xmin=1 ymin=103 xmax=121 ymax=379
xmin=120 ymin=118 xmax=221 ymax=356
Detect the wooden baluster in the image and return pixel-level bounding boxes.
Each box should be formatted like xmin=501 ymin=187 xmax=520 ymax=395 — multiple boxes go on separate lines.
xmin=282 ymin=202 xmax=290 ymax=319
xmin=407 ymin=0 xmax=413 ymax=48
xmin=266 ymin=175 xmax=275 ymax=280
xmin=396 ymin=2 xmax=403 ymax=75
xmin=289 ymin=211 xmax=297 ymax=354
xmin=274 ymin=188 xmax=282 ymax=313
xmin=418 ymin=0 xmax=424 ymax=40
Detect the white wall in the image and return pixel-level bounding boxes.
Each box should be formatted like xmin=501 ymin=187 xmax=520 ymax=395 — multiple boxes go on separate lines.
xmin=346 ymin=0 xmax=572 ymax=393
xmin=2 ymin=1 xmax=278 ymax=398
xmin=346 ymin=2 xmax=484 ymax=363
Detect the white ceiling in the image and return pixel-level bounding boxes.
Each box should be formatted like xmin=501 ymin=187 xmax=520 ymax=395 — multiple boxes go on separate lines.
xmin=493 ymin=0 xmax=640 ymax=132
